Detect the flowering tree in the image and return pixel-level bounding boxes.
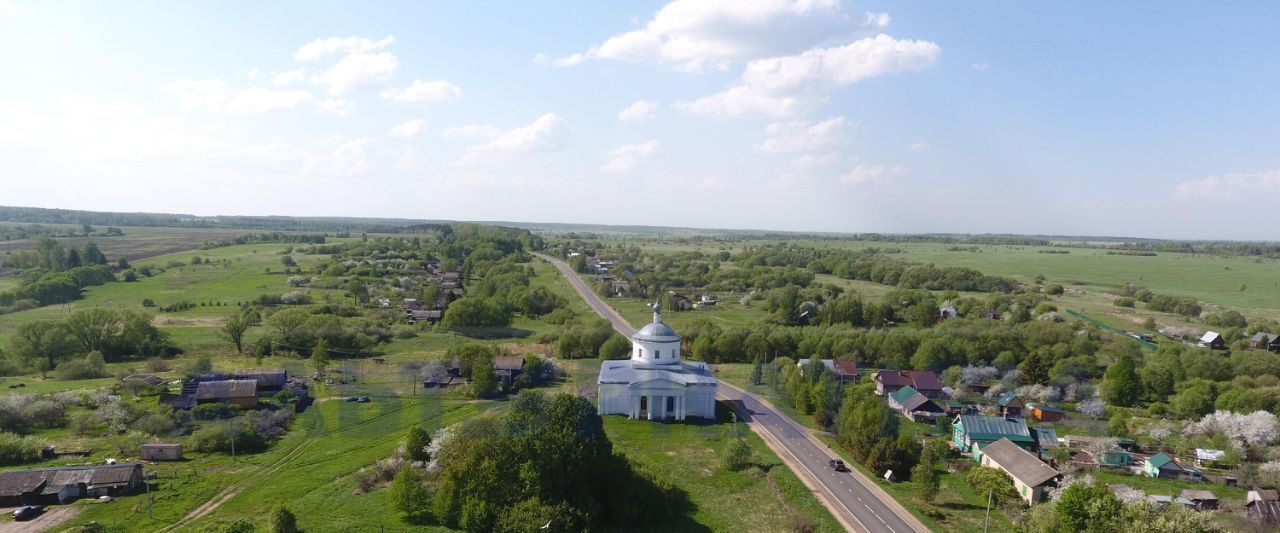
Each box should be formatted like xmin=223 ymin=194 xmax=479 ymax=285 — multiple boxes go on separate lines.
xmin=1078 ymin=397 xmax=1106 ymax=419
xmin=1187 ymin=410 xmax=1279 ymax=448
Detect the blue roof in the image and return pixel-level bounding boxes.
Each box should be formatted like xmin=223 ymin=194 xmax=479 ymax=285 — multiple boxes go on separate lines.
xmin=957 ymin=415 xmax=1034 ymax=443
xmin=890 ymin=385 xmax=920 ymax=404
xmin=996 ymin=391 xmax=1021 ymax=407
xmin=597 ymin=360 xmax=716 ymax=386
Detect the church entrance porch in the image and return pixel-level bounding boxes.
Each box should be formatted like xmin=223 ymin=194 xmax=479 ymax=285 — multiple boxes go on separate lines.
xmin=628 ymin=393 xmax=686 ymax=421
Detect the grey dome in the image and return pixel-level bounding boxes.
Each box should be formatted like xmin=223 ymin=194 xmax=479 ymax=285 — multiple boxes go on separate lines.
xmin=633 ymin=321 xmax=680 ymax=343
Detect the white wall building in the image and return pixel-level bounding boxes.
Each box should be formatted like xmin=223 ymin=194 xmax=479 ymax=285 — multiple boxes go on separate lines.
xmin=597 ymin=305 xmax=717 ymax=420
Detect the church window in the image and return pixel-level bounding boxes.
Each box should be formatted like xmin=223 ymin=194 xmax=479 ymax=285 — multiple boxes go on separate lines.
xmin=655 ymin=350 xmax=660 ymax=359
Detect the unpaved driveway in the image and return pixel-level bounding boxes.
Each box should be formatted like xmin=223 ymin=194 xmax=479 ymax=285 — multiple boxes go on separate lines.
xmin=0 ymin=506 xmax=81 ymax=532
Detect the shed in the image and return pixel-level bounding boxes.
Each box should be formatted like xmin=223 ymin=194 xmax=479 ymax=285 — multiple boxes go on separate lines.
xmin=194 ymin=380 xmax=258 ymax=408
xmin=1247 ymin=488 xmax=1280 ymax=528
xmin=996 ymin=392 xmax=1025 ymax=417
xmin=1028 ymin=403 xmax=1065 ymax=422
xmin=1198 ymin=331 xmax=1226 ymax=350
xmin=139 ymin=443 xmax=183 ymax=461
xmin=1178 ymin=489 xmax=1219 ymax=511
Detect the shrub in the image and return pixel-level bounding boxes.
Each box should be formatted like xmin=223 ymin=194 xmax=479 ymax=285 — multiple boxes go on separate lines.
xmin=193 ymin=403 xmax=241 ymax=420
xmin=0 ymin=431 xmax=45 ymax=466
xmin=130 ymin=413 xmax=173 ymax=436
xmin=55 ymin=352 xmax=108 ymax=380
xmin=269 ymin=505 xmax=298 ymax=533
xmin=71 ymin=411 xmax=99 ymax=435
xmin=141 ymin=298 xmax=156 ymax=307
xmin=144 ymin=357 xmax=171 ymax=372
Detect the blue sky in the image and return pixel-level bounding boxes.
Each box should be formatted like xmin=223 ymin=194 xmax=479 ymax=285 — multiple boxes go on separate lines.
xmin=1 ymin=1 xmax=1277 ymax=239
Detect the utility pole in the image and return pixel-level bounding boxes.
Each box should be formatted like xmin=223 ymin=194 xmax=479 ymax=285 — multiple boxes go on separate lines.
xmin=145 ymin=476 xmax=153 ymax=519
xmin=983 ymin=487 xmax=992 ymax=533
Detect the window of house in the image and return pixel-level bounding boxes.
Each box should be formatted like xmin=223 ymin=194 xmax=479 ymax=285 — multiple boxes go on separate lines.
xmin=655 ymin=350 xmax=661 ymax=359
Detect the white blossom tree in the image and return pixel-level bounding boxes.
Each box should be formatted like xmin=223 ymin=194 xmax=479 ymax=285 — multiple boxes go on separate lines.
xmin=1078 ymin=397 xmax=1106 ymax=419
xmin=1187 ymin=410 xmax=1279 ymax=449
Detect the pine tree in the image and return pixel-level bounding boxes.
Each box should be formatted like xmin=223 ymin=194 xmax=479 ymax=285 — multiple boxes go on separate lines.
xmin=1019 ymin=350 xmax=1049 ymax=385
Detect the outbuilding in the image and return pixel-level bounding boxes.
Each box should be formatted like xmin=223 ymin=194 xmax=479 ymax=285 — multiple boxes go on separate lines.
xmin=139 ymin=443 xmax=183 ymax=461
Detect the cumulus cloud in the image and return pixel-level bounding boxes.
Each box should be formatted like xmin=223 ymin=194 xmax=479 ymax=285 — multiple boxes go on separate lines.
xmin=380 ymin=79 xmax=463 ymax=102
xmin=309 ymin=52 xmax=399 ymax=95
xmin=972 ymin=62 xmax=990 ymax=71
xmin=909 ymin=141 xmax=931 ymax=152
xmin=567 ymin=0 xmax=884 ymax=72
xmin=389 ymin=119 xmax=426 ymax=138
xmin=163 ymin=78 xmax=229 ymax=110
xmin=840 ymin=162 xmax=908 ymax=185
xmin=457 ymin=113 xmax=569 ymax=165
xmin=682 ymin=34 xmax=940 ymax=118
xmin=226 ymin=88 xmax=314 ymax=115
xmin=1173 ymin=167 xmax=1280 ymax=200
xmin=295 ymin=35 xmax=395 ymax=61
xmin=273 ymin=69 xmax=306 ymax=85
xmin=315 ymin=99 xmax=355 ymax=116
xmin=618 ymin=100 xmax=660 ymax=123
xmin=533 ymin=52 xmax=585 ymax=67
xmin=601 ymin=140 xmax=661 ymax=173
xmin=754 ymin=117 xmax=846 ymax=153
xmin=442 ymin=124 xmax=502 ymax=140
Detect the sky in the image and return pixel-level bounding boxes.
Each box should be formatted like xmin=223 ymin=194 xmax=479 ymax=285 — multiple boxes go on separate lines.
xmin=1 ymin=1 xmax=1278 ymax=240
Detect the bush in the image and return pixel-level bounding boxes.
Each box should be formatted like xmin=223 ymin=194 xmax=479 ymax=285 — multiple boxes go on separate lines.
xmin=130 ymin=413 xmax=173 ymax=436
xmin=193 ymin=403 xmax=241 ymax=420
xmin=55 ymin=352 xmax=108 ymax=380
xmin=144 ymin=357 xmax=171 ymax=372
xmin=269 ymin=505 xmax=298 ymax=533
xmin=191 ymin=419 xmax=266 ymax=453
xmin=1113 ymin=297 xmax=1135 ymax=308
xmin=0 ymin=431 xmax=45 ymax=466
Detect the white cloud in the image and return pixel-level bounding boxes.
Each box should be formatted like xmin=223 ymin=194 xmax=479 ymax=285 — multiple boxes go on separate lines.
xmin=682 ymin=34 xmax=939 ymax=117
xmin=162 ymin=78 xmax=229 ymax=110
xmin=574 ymin=0 xmax=880 ymax=72
xmin=694 ymin=177 xmax=724 ymax=190
xmin=316 ymin=99 xmax=355 ymax=116
xmin=273 ymin=69 xmax=306 ymax=85
xmin=840 ymin=162 xmax=907 ymax=184
xmin=380 ymin=79 xmax=462 ymax=102
xmin=295 ymin=35 xmax=395 ymax=61
xmin=0 ymin=0 xmax=34 ymax=15
xmin=458 ymin=113 xmax=570 ymax=165
xmin=442 ymin=124 xmax=502 ymax=140
xmin=1173 ymin=167 xmax=1280 ymax=200
xmin=618 ymin=100 xmax=660 ymax=123
xmin=971 ymin=62 xmax=990 ymax=71
xmin=306 ymin=138 xmax=375 ymax=176
xmin=309 ymin=52 xmax=399 ymax=95
xmin=534 ymin=52 xmax=585 ymax=67
xmin=790 ymin=152 xmax=839 ymax=171
xmin=909 ymin=141 xmax=931 ymax=152
xmin=226 ymin=88 xmax=314 ymax=115
xmin=601 ymin=140 xmax=661 ymax=173
xmin=755 ymin=117 xmax=846 ymax=153
xmin=389 ymin=119 xmax=426 ymax=138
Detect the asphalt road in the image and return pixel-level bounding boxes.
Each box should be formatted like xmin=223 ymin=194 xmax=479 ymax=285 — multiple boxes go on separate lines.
xmin=535 ymin=252 xmax=921 ymax=533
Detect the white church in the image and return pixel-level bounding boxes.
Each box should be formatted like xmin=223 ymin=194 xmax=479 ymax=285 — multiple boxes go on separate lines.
xmin=597 ymin=304 xmax=717 ymax=420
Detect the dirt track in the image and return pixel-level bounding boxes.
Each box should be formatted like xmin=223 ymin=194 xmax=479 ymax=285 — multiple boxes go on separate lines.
xmin=0 ymin=506 xmax=81 ymax=532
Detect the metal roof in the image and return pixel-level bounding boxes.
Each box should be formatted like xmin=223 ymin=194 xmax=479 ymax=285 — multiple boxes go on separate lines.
xmin=996 ymin=391 xmax=1020 ymax=407
xmin=956 ymin=415 xmax=1034 ymax=443
xmin=597 ymin=360 xmax=716 ymax=386
xmin=633 ymin=321 xmax=680 ymax=343
xmin=889 ymin=385 xmax=919 ymax=404
xmin=981 ymin=438 xmax=1060 ymax=487
xmin=194 ymin=379 xmax=258 ymax=400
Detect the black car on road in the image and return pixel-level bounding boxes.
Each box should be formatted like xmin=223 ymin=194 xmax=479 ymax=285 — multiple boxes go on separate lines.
xmin=13 ymin=505 xmax=45 ymax=521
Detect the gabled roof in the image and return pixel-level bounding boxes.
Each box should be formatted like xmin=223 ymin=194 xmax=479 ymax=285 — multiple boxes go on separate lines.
xmin=1251 ymin=332 xmax=1278 ymax=343
xmin=1031 ymin=403 xmax=1064 ymax=413
xmin=908 ymin=370 xmax=943 ymax=391
xmin=956 ymin=415 xmax=1034 ymax=443
xmin=890 ymin=385 xmax=920 ymax=405
xmin=902 ymin=394 xmax=943 ymax=413
xmin=1147 ymin=452 xmax=1179 ymax=470
xmin=982 ymin=438 xmax=1060 ymax=487
xmin=194 ymin=379 xmax=257 ymax=400
xmin=493 ymin=355 xmax=524 ymax=372
xmin=1200 ymin=331 xmax=1222 ymax=343
xmin=996 ymin=391 xmax=1021 ymax=407
xmin=1180 ymin=489 xmax=1217 ymax=501
xmin=875 ymin=371 xmax=910 ymax=387
xmin=1032 ymin=427 xmax=1059 ymax=448
xmin=832 ymin=360 xmax=859 ymax=376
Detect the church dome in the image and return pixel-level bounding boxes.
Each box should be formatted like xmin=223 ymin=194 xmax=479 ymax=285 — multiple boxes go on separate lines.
xmin=632 ymin=303 xmax=681 ymax=343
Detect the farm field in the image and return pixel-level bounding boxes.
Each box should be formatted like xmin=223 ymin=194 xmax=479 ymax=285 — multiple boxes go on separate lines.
xmin=0 ymin=224 xmax=262 ymax=262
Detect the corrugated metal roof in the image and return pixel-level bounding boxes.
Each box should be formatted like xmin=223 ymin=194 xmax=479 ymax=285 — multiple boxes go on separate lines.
xmin=982 ymin=438 xmax=1060 ymax=487
xmin=195 ymin=379 xmax=257 ymax=400
xmin=957 ymin=415 xmax=1033 ymax=443
xmin=890 ymin=385 xmax=919 ymax=404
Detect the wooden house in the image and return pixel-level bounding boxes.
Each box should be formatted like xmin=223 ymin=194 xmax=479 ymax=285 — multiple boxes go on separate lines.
xmin=952 ymin=415 xmax=1036 ymax=460
xmin=1028 ymin=403 xmax=1065 ymax=422
xmin=978 ymin=438 xmax=1061 ymax=505
xmin=888 ymin=386 xmax=944 ymax=421
xmin=996 ymin=392 xmax=1025 ymax=417
xmin=1198 ymin=331 xmax=1227 ymax=350
xmin=194 ymin=380 xmax=258 ymax=408
xmin=139 ymin=443 xmax=183 ymax=461
xmin=874 ymin=370 xmax=943 ymax=398
xmin=1246 ymin=488 xmax=1280 ymax=528
xmin=1178 ymin=489 xmax=1219 ymax=511
xmin=0 ymin=464 xmax=143 ymax=506
xmin=1143 ymin=452 xmax=1203 ymax=481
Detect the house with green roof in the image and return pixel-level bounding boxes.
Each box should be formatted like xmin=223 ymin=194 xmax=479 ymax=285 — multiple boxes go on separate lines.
xmin=888 ymin=385 xmax=944 ymax=421
xmin=952 ymin=414 xmax=1035 ymax=461
xmin=996 ymin=391 xmax=1025 ymax=417
xmin=1143 ymin=452 xmax=1203 ymax=480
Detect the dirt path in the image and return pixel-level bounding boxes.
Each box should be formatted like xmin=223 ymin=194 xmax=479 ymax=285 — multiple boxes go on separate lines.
xmin=0 ymin=506 xmax=81 ymax=532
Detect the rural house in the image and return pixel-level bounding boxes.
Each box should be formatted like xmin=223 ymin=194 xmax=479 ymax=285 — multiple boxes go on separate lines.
xmin=1195 ymin=448 xmax=1226 ymax=468
xmin=952 ymin=415 xmax=1036 ymax=460
xmin=887 ymin=386 xmax=945 ymax=421
xmin=874 ymin=370 xmax=943 ymax=397
xmin=195 ymin=380 xmax=258 ymax=408
xmin=996 ymin=391 xmax=1025 ymax=417
xmin=1198 ymin=331 xmax=1227 ymax=350
xmin=1028 ymin=403 xmax=1065 ymax=422
xmin=0 ymin=464 xmax=144 ymax=506
xmin=1246 ymin=488 xmax=1280 ymax=528
xmin=1143 ymin=452 xmax=1203 ymax=481
xmin=122 ymin=374 xmax=167 ymax=387
xmin=978 ymin=438 xmax=1061 ymax=505
xmin=1178 ymin=489 xmax=1219 ymax=511
xmin=234 ymin=369 xmax=288 ymax=394
xmin=139 ymin=443 xmax=183 ymax=461
xmin=796 ymin=359 xmax=859 ymax=383
xmin=493 ymin=355 xmax=525 ymax=387
xmin=1249 ymin=332 xmax=1280 ymax=352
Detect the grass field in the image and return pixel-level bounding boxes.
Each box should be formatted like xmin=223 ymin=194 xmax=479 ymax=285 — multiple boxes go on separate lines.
xmin=0 ymin=224 xmax=259 ymax=262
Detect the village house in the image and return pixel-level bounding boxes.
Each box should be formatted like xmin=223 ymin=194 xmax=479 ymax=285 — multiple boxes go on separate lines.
xmin=194 ymin=380 xmax=258 ymax=408
xmin=874 ymin=370 xmax=943 ymax=398
xmin=121 ymin=374 xmax=167 ymax=387
xmin=139 ymin=443 xmax=183 ymax=461
xmin=796 ymin=359 xmax=859 ymax=383
xmin=978 ymin=438 xmax=1061 ymax=505
xmin=494 ymin=355 xmax=525 ymax=387
xmin=1143 ymin=452 xmax=1203 ymax=481
xmin=1246 ymin=488 xmax=1280 ymax=528
xmin=1177 ymin=489 xmax=1219 ymax=511
xmin=234 ymin=369 xmax=289 ymax=395
xmin=887 ymin=386 xmax=945 ymax=421
xmin=1195 ymin=448 xmax=1226 ymax=468
xmin=0 ymin=464 xmax=144 ymax=506
xmin=952 ymin=415 xmax=1036 ymax=460
xmin=1250 ymin=332 xmax=1280 ymax=352
xmin=996 ymin=391 xmax=1025 ymax=417
xmin=1198 ymin=331 xmax=1227 ymax=350
xmin=1028 ymin=403 xmax=1066 ymax=422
